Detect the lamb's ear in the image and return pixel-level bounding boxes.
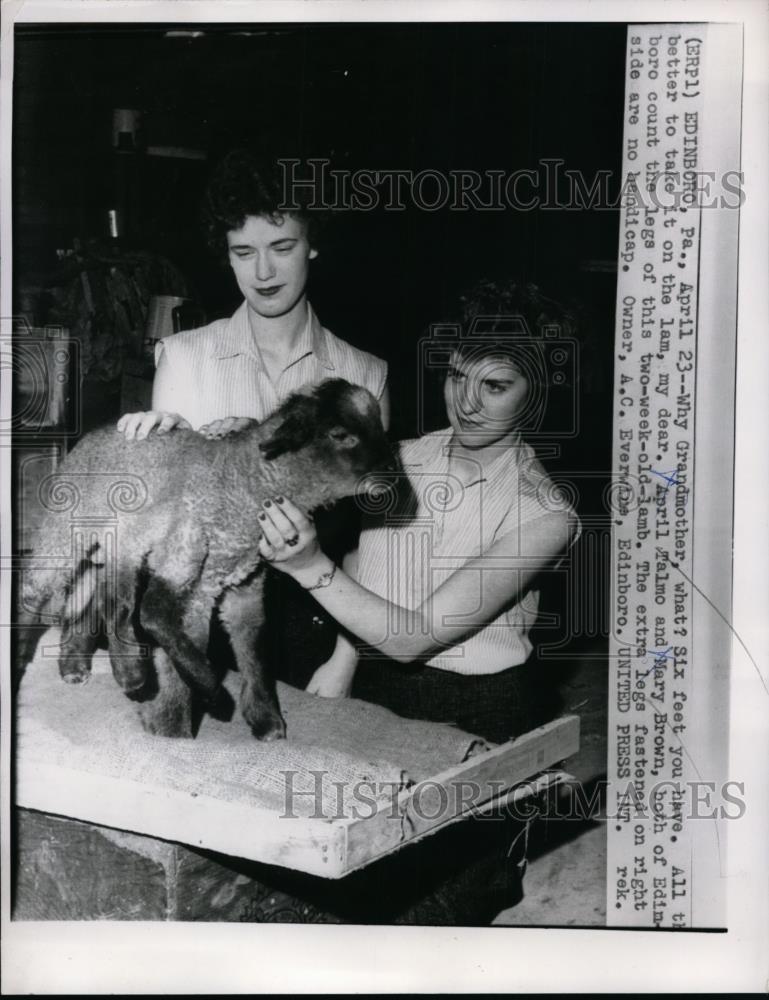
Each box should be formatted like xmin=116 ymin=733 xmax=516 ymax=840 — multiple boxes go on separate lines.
xmin=259 ymin=395 xmax=319 ymax=461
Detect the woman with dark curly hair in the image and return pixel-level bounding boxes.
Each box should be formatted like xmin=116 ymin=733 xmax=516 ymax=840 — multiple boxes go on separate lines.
xmin=118 ymin=149 xmax=389 ymax=437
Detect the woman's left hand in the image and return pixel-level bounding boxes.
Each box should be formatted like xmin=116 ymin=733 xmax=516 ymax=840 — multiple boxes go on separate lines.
xmin=257 ymin=497 xmax=328 ymax=578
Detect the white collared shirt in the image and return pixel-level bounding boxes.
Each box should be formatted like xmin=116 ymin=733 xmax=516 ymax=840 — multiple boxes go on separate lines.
xmin=154 ymin=300 xmax=387 ymax=429
xmin=356 ymin=428 xmax=580 ymax=675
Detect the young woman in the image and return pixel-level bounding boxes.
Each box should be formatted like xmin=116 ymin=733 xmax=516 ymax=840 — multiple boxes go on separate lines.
xmin=118 ymin=148 xmax=389 ymax=438
xmin=116 ymin=149 xmax=389 ymax=685
xmin=251 ymin=311 xmax=581 ymax=924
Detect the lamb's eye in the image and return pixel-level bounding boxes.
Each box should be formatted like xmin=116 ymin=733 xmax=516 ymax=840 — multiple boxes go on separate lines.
xmin=328 ymin=427 xmax=359 ymax=449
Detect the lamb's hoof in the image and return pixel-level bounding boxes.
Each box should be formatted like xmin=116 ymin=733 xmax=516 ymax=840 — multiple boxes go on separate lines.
xmin=59 ymin=663 xmax=90 ymax=684
xmin=136 ymin=701 xmax=194 ymax=739
xmin=249 ymin=713 xmax=287 ymax=742
xmin=110 ymin=658 xmax=151 ymax=694
xmin=241 ymin=686 xmax=287 ymax=740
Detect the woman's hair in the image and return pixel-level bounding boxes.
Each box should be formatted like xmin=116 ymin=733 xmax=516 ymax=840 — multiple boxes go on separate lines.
xmin=202 ymin=149 xmax=326 ymax=259
xmin=419 ymin=278 xmax=581 ymax=437
xmin=445 ymin=278 xmax=579 ymax=391
xmin=455 ymin=277 xmax=576 ymax=358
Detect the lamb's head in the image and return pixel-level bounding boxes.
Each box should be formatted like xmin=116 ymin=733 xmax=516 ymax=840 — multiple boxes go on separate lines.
xmin=259 ymin=379 xmax=396 ymax=506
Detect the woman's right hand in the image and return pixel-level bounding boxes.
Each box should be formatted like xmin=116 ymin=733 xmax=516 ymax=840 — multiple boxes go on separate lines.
xmin=116 ymin=411 xmax=190 ymax=441
xmin=198 ymin=417 xmax=255 ymax=439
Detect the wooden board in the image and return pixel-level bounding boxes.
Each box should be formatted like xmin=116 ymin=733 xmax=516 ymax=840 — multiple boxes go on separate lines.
xmin=15 ymin=715 xmax=579 ymax=879
xmin=14 ymin=768 xmax=575 ymax=921
xmin=343 ymin=715 xmax=580 ymax=874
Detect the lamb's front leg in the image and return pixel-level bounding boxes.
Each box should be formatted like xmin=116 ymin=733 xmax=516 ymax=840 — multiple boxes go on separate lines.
xmin=218 ymin=573 xmax=286 ymax=741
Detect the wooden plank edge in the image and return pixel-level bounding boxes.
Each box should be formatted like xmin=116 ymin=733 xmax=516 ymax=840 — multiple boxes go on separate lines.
xmin=341 ymin=715 xmax=580 ymax=874
xmin=14 ymin=716 xmax=579 ymax=881
xmin=474 ymin=768 xmax=578 ymax=814
xmin=15 ymin=761 xmax=350 ymax=878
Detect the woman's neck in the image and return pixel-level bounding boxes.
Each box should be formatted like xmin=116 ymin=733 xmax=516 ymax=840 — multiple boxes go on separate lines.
xmin=246 ymin=298 xmax=309 ymax=357
xmin=448 ymin=428 xmax=524 ymax=476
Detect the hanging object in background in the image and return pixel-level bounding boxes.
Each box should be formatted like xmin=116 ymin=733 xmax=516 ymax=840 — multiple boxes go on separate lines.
xmin=112 ymin=109 xmax=143 ymax=152
xmin=144 ymin=294 xmax=187 ymax=354
xmin=107 ymin=210 xmax=120 ymax=239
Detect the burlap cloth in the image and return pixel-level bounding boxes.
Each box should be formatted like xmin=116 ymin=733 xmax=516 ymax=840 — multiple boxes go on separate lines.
xmin=17 ymin=641 xmax=489 ymax=820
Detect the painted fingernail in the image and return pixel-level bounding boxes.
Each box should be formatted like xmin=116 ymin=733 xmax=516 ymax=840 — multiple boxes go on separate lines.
xmin=259 ymin=513 xmax=267 ymax=521
xmin=264 ymin=499 xmax=272 ymax=508
xmin=275 ymin=496 xmax=284 ymax=504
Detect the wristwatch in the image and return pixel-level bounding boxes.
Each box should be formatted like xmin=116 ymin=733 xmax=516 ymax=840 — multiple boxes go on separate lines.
xmin=304 ymin=563 xmax=337 ymax=591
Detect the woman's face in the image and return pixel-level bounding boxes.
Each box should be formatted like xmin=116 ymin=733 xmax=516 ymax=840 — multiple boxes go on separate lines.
xmin=227 ymin=213 xmax=317 ymax=320
xmin=444 ymin=351 xmax=531 ymax=449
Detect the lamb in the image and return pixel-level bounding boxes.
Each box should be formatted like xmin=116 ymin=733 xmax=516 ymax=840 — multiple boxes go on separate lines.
xmin=16 ymin=378 xmax=394 ymax=741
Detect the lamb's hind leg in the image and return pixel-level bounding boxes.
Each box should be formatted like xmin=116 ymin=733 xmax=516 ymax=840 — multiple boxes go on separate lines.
xmin=56 ymin=546 xmax=141 ymax=688
xmin=135 ymin=648 xmax=194 ymax=738
xmin=56 ymin=562 xmax=152 ymax=693
xmin=218 ymin=574 xmax=286 ymax=741
xmin=139 ymin=574 xmax=232 ymax=723
xmin=57 ymin=565 xmax=103 ymax=685
xmin=103 ymin=569 xmax=193 ymax=737
xmin=59 ymin=627 xmax=100 ymax=685
xmin=104 ymin=568 xmax=153 ymax=695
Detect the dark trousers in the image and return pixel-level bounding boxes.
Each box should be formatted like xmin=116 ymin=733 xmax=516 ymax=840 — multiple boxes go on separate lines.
xmin=351 ymin=654 xmax=555 ymax=744
xmin=343 ymin=655 xmax=555 ymax=923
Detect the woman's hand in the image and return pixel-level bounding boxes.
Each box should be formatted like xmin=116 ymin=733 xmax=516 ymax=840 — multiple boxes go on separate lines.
xmin=306 ymin=658 xmax=357 ymax=698
xmin=116 ymin=410 xmax=190 ymax=441
xmin=198 ymin=416 xmax=255 ymax=439
xmin=257 ymin=497 xmax=332 ymax=585
xmin=306 ymin=632 xmax=359 ymax=698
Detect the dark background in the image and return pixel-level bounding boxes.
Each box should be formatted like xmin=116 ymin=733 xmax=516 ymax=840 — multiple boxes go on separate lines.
xmin=13 ymin=22 xmax=623 ymax=444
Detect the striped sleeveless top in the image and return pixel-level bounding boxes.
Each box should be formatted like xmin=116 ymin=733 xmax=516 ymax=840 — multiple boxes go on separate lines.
xmin=153 ymin=300 xmax=387 ymax=429
xmin=356 ymin=429 xmax=580 ymax=675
